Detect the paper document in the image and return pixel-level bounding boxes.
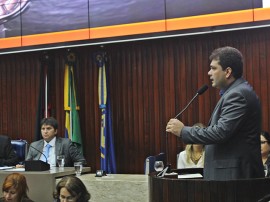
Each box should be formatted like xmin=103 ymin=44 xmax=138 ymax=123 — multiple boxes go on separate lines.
xmin=0 ymin=166 xmax=14 ymax=170
xmin=3 ymin=168 xmax=25 ymax=172
xmin=178 ymin=173 xmax=203 ymax=179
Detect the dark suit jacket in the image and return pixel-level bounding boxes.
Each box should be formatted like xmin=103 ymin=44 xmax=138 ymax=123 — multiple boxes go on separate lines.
xmin=26 ymin=137 xmax=86 ymax=167
xmin=0 ymin=135 xmax=18 ymax=166
xmin=181 ymin=78 xmax=264 ymax=180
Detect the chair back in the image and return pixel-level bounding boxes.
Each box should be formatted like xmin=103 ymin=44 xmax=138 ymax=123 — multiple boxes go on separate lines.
xmin=11 ymin=139 xmax=28 ymax=162
xmin=144 ymin=152 xmax=166 ymax=174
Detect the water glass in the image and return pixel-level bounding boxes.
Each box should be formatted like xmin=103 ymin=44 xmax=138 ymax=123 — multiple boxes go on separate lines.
xmin=154 ymin=161 xmax=164 ymax=172
xmin=57 ymin=155 xmax=65 ymax=168
xmin=264 ymin=164 xmax=268 ymax=177
xmin=74 ymin=162 xmax=83 ymax=176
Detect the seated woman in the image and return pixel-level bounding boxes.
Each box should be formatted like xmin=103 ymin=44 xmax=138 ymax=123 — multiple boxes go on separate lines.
xmin=177 ymin=123 xmax=205 ymax=169
xmin=261 ymin=131 xmax=270 ymax=177
xmin=53 ymin=176 xmax=91 ymax=202
xmin=0 ymin=173 xmax=33 ymax=202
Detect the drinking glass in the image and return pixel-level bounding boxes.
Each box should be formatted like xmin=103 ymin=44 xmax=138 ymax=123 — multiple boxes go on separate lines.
xmin=57 ymin=155 xmax=65 ymax=168
xmin=74 ymin=162 xmax=83 ymax=177
xmin=154 ymin=161 xmax=164 ymax=172
xmin=264 ymin=164 xmax=268 ymax=177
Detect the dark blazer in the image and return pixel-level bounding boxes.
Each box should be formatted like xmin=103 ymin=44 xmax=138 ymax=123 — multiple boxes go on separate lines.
xmin=181 ymin=78 xmax=264 ymax=180
xmin=26 ymin=137 xmax=86 ymax=167
xmin=0 ymin=135 xmax=18 ymax=166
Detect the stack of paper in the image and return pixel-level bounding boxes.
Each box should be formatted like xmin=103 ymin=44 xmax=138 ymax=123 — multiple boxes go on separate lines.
xmin=178 ymin=173 xmax=203 ymax=179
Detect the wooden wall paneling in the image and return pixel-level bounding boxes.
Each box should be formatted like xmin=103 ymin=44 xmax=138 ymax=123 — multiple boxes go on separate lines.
xmin=162 ymin=39 xmax=177 ymax=167
xmin=257 ymin=32 xmax=269 ymax=131
xmin=150 ymin=40 xmax=163 ymax=158
xmin=1 ymin=27 xmax=270 ymax=173
xmin=141 ymin=43 xmax=151 ymax=161
xmin=265 ymin=32 xmax=270 ymax=132
xmin=120 ymin=46 xmax=130 ymax=173
xmin=131 ymin=44 xmax=139 ymax=173
xmin=0 ymin=57 xmax=8 ymax=135
xmin=173 ymin=39 xmax=184 ymax=154
xmin=137 ymin=44 xmax=145 ymax=172
xmin=169 ymin=39 xmax=180 ymax=167
xmin=84 ymin=49 xmax=99 ymax=173
xmin=79 ymin=50 xmax=93 ymax=171
xmin=10 ymin=56 xmax=18 ymax=138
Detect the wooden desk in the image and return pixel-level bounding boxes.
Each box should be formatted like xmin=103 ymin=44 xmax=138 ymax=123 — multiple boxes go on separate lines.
xmin=76 ymin=174 xmax=148 ymax=202
xmin=0 ymin=167 xmax=91 ymax=202
xmin=149 ymin=170 xmax=270 ymax=202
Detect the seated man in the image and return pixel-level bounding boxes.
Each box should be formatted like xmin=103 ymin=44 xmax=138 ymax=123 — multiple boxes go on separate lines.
xmin=26 ymin=117 xmax=86 ymax=167
xmin=0 ymin=135 xmax=19 ymax=166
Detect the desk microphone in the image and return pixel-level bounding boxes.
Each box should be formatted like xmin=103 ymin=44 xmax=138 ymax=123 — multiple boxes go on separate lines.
xmin=24 ymin=141 xmax=48 ymax=163
xmin=164 ymin=84 xmax=208 ymax=175
xmin=24 ymin=141 xmax=50 ymax=171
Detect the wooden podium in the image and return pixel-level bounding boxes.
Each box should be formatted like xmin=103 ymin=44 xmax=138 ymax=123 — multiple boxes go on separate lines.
xmin=149 ymin=169 xmax=270 ymax=202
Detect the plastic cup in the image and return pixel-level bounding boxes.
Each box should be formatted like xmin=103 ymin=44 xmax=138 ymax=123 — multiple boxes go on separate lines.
xmin=57 ymin=155 xmax=65 ymax=168
xmin=74 ymin=162 xmax=83 ymax=176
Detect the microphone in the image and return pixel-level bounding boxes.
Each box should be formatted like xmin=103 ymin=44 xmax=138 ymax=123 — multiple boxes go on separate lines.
xmin=164 ymin=84 xmax=208 ymax=175
xmin=174 ymin=84 xmax=208 ymax=119
xmin=26 ymin=142 xmax=48 ymax=163
xmin=24 ymin=141 xmax=50 ymax=171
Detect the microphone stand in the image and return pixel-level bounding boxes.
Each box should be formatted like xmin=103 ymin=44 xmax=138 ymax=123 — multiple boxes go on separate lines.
xmin=158 ymin=85 xmax=208 ymax=177
xmin=158 ymin=94 xmax=199 ymax=177
xmin=174 ymin=93 xmax=199 ymax=119
xmin=156 ymin=132 xmax=171 ymax=177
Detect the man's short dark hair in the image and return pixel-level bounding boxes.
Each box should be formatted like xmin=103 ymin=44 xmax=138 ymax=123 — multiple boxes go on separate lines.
xmin=209 ymin=46 xmax=243 ymax=79
xmin=40 ymin=117 xmax=58 ymax=129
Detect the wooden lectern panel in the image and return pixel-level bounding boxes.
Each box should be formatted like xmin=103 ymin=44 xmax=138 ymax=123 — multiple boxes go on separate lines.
xmin=149 ymin=169 xmax=270 ymax=202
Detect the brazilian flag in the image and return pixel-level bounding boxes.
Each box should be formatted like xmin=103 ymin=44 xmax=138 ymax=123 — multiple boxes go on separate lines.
xmin=64 ymin=51 xmax=83 ymax=152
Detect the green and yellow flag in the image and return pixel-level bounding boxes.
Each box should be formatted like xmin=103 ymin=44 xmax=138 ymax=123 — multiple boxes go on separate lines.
xmin=64 ymin=52 xmax=82 ymax=151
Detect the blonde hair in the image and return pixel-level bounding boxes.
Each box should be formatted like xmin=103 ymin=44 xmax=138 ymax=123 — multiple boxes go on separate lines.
xmin=185 ymin=123 xmax=206 ymax=163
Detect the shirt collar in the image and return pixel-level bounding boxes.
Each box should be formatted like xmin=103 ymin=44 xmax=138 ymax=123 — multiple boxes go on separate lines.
xmin=44 ymin=136 xmax=56 ymax=147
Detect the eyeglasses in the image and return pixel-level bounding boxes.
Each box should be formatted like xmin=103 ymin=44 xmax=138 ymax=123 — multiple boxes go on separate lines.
xmin=261 ymin=141 xmax=269 ymax=144
xmin=59 ymin=195 xmax=77 ymax=202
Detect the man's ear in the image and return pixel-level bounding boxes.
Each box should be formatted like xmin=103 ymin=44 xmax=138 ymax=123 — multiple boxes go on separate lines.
xmin=225 ymin=67 xmax=233 ymax=79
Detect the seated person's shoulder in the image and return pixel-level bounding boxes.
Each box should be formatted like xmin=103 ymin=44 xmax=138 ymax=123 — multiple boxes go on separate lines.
xmin=30 ymin=139 xmax=42 ymax=146
xmin=57 ymin=137 xmax=71 ymax=144
xmin=0 ymin=135 xmax=9 ymax=141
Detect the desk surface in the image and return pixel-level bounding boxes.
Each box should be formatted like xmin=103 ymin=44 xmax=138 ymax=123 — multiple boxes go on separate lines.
xmin=0 ymin=166 xmax=90 ymax=176
xmin=77 ymin=174 xmax=148 ymax=202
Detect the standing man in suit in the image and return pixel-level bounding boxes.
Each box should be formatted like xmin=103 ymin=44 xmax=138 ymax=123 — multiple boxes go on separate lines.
xmin=0 ymin=135 xmax=18 ymax=166
xmin=26 ymin=117 xmax=86 ymax=167
xmin=166 ymin=46 xmax=264 ymax=180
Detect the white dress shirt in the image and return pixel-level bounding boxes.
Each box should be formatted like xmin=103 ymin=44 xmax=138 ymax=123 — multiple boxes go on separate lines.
xmin=40 ymin=137 xmax=56 ymax=167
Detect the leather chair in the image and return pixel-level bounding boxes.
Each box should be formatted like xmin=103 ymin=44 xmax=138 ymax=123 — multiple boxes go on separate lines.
xmin=144 ymin=152 xmax=166 ymax=174
xmin=11 ymin=139 xmax=28 ymax=163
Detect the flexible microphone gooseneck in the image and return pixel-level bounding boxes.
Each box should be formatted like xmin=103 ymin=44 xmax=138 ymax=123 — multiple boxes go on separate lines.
xmin=163 ymin=84 xmax=208 ymax=176
xmin=23 ymin=141 xmax=50 ymax=171
xmin=25 ymin=141 xmax=48 ymax=163
xmin=174 ymin=84 xmax=208 ymax=119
